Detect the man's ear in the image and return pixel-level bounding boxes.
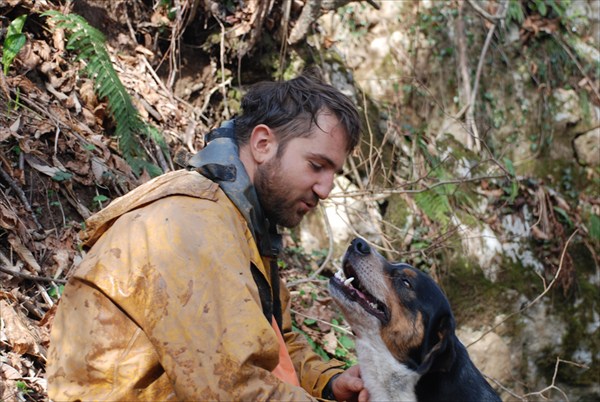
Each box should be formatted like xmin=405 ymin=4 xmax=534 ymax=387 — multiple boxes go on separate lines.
xmin=249 ymin=124 xmax=278 ymax=164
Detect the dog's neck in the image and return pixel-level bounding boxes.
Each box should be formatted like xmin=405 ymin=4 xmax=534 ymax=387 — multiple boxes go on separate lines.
xmin=355 ymin=336 xmax=421 ymax=402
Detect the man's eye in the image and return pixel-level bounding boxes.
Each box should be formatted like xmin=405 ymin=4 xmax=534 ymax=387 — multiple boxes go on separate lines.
xmin=310 ymin=162 xmax=323 ymax=171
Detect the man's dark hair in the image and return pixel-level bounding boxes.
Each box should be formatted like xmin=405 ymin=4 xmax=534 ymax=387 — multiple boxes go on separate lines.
xmin=235 ymin=69 xmax=361 ymax=155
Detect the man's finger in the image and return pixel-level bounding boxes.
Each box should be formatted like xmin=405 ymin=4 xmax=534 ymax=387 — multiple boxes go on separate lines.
xmin=351 ymin=377 xmax=364 ymax=391
xmin=358 ymin=388 xmax=369 ymax=402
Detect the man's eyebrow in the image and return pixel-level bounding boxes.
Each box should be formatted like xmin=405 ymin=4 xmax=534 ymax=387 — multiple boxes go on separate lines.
xmin=309 ymin=153 xmax=344 ymax=175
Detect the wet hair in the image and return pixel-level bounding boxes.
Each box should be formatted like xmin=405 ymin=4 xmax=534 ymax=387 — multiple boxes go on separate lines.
xmin=234 ymin=68 xmax=361 ymax=155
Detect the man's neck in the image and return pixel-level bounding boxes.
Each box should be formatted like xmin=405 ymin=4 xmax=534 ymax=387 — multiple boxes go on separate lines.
xmin=187 ymin=136 xmax=280 ymax=257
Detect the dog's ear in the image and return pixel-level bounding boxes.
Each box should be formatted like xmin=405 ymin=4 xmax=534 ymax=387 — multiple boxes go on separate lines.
xmin=416 ymin=314 xmax=456 ymax=375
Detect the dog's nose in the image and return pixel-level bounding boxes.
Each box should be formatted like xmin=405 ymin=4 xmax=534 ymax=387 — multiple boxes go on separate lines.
xmin=351 ymin=238 xmax=370 ymax=255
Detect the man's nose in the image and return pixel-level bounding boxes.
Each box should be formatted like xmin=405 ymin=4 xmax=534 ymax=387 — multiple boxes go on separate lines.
xmin=313 ymin=173 xmax=335 ymax=200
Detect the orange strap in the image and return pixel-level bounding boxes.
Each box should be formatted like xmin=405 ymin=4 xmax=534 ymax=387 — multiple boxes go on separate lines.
xmin=270 ymin=317 xmax=300 ymax=386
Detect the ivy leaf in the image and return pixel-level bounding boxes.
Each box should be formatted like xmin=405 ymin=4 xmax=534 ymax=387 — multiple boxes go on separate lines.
xmin=7 ymin=14 xmax=27 ymax=36
xmin=553 ymin=207 xmax=573 ymax=227
xmin=589 ymin=214 xmax=600 ymax=241
xmin=292 ymin=325 xmax=330 ymax=361
xmin=48 ymin=285 xmax=65 ymax=298
xmin=93 ymin=194 xmax=109 ymax=204
xmin=503 ymin=157 xmax=518 ymax=202
xmin=2 ymin=15 xmax=28 ymax=75
xmin=52 ymin=171 xmax=73 ymax=182
xmin=537 ymin=0 xmax=548 ymax=16
xmin=338 ymin=335 xmax=355 ymax=350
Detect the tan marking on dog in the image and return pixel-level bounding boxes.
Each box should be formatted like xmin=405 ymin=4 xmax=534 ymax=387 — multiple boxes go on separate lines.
xmin=403 ymin=268 xmax=417 ymax=278
xmin=380 ymin=273 xmax=425 ymax=362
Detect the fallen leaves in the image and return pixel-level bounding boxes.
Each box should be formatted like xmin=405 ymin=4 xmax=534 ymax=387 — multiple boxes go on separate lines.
xmin=0 ymin=295 xmax=50 ymax=400
xmin=0 ymin=300 xmax=45 ymax=357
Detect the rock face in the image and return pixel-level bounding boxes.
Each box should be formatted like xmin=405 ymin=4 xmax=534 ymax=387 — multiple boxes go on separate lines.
xmin=553 ymin=88 xmax=583 ymax=127
xmin=310 ymin=2 xmax=599 ymax=399
xmin=574 ymin=128 xmax=600 ymax=167
xmin=457 ymin=327 xmax=512 ymax=389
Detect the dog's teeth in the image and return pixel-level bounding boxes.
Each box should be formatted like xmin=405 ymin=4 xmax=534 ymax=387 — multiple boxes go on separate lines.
xmin=335 ymin=270 xmax=344 ymax=280
xmin=344 ymin=277 xmax=355 ymax=286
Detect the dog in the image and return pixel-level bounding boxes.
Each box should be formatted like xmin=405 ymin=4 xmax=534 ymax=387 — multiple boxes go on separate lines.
xmin=329 ymin=238 xmax=501 ymax=402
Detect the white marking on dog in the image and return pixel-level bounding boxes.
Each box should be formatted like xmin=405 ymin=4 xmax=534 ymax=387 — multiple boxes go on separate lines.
xmin=355 ymin=335 xmax=420 ymax=402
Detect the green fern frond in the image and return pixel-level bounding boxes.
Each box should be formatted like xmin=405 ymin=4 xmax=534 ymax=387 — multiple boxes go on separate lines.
xmin=414 ymin=187 xmax=452 ymax=226
xmin=506 ymin=0 xmax=525 ymax=27
xmin=41 ymin=11 xmax=166 ymax=177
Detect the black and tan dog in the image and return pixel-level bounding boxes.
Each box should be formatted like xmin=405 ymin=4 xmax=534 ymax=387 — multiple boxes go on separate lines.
xmin=329 ymin=238 xmax=501 ymax=402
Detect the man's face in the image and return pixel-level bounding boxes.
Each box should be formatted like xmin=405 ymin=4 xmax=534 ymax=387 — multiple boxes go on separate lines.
xmin=255 ymin=112 xmax=349 ymax=228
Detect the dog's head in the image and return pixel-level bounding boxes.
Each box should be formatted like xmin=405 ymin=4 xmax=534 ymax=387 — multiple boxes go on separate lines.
xmin=329 ymin=238 xmax=457 ymax=374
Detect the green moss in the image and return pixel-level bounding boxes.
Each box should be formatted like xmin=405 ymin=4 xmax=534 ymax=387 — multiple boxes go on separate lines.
xmin=441 ymin=254 xmax=508 ymax=324
xmin=531 ymin=158 xmax=590 ymax=201
xmin=382 ymin=193 xmax=411 ymax=248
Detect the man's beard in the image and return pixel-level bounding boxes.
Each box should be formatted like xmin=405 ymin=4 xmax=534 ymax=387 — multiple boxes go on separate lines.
xmin=254 ymin=158 xmax=315 ymax=228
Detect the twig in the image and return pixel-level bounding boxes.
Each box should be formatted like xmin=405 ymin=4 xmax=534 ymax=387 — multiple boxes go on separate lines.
xmin=0 ymin=260 xmax=67 ymax=285
xmin=360 ymin=89 xmax=378 ymax=187
xmin=466 ymin=0 xmax=504 ymax=22
xmin=455 ymin=0 xmax=475 ymax=150
xmin=460 ymin=0 xmax=508 ymax=152
xmin=155 ymin=142 xmax=171 ymax=173
xmin=523 ymin=357 xmax=588 ymax=401
xmin=0 ymin=164 xmax=45 ymax=234
xmin=200 ymin=77 xmax=233 ymax=116
xmin=466 ymin=228 xmax=579 ymax=348
xmin=482 ymin=374 xmax=525 ymax=401
xmin=277 ymin=0 xmax=292 ymax=81
xmin=167 ymin=0 xmax=184 ymax=89
xmin=327 ymin=174 xmax=507 ymax=199
xmin=469 ymin=0 xmax=508 ymax=130
xmin=215 ymin=15 xmax=230 ymax=119
xmin=466 ymin=20 xmax=494 ymax=152
xmin=290 ymin=308 xmax=353 ymax=335
xmin=139 ymin=55 xmax=177 ymax=104
xmin=552 ymin=34 xmax=600 ymax=103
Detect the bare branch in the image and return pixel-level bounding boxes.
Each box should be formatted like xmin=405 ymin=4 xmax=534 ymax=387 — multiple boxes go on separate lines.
xmin=0 ymin=164 xmax=45 ymax=235
xmin=290 ymin=308 xmax=353 ymax=335
xmin=328 ymin=174 xmax=507 ymax=199
xmin=523 ymin=357 xmax=589 ymax=401
xmin=0 ymin=254 xmax=67 ymax=285
xmin=466 ymin=0 xmax=504 ymax=22
xmin=551 ymin=34 xmax=600 ymax=103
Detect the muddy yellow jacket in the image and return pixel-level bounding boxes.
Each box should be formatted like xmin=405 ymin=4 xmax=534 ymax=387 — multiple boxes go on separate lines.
xmin=47 ymin=170 xmax=344 ymax=401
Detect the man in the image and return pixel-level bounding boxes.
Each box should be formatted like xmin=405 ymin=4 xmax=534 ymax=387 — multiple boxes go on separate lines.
xmin=47 ymin=70 xmax=367 ymax=401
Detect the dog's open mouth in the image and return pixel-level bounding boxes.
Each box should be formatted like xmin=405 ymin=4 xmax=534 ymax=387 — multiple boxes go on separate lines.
xmin=330 ymin=260 xmax=390 ymax=324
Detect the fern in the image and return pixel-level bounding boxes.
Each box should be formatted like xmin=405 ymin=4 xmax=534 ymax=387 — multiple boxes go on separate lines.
xmin=41 ymin=11 xmax=165 ymax=177
xmin=414 ymin=186 xmax=453 ymax=226
xmin=506 ymin=0 xmax=525 ymax=27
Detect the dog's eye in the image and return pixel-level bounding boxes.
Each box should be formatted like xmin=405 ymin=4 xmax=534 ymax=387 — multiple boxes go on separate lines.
xmin=402 ymin=279 xmax=412 ymax=289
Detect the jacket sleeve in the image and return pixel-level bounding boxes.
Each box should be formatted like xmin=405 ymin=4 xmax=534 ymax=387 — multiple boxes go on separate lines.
xmin=93 ymin=195 xmax=317 ymax=401
xmin=280 ymin=280 xmax=346 ymax=399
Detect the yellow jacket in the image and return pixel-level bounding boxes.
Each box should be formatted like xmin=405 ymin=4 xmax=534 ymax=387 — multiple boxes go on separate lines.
xmin=47 ymin=169 xmax=344 ymax=401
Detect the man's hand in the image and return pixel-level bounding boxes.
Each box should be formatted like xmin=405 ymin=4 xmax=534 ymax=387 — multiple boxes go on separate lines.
xmin=332 ymin=365 xmax=369 ymax=402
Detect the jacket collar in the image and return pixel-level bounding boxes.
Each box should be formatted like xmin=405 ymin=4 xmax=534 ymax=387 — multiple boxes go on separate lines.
xmin=186 ymin=120 xmax=282 ymax=257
